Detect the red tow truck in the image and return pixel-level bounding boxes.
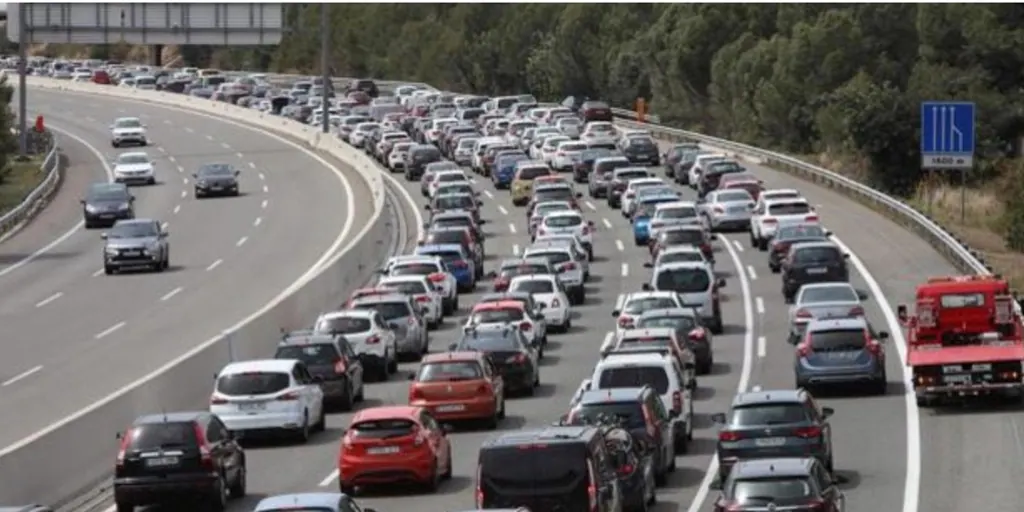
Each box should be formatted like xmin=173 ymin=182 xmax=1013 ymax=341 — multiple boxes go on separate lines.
xmin=897 ymin=275 xmax=1024 ymax=407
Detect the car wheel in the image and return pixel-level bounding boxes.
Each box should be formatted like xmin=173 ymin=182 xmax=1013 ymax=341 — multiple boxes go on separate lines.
xmin=337 ymin=383 xmax=354 ymax=412
xmin=749 ymin=232 xmax=757 ymax=248
xmin=210 ymin=474 xmax=227 ymax=511
xmin=387 ymin=351 xmax=399 ymax=374
xmin=497 ymin=395 xmax=506 ymax=419
xmin=675 ymin=428 xmax=688 ymax=454
xmin=296 ymin=412 xmax=310 ymax=444
xmin=424 ymin=460 xmax=440 ymax=493
xmin=115 ymin=502 xmax=133 ymax=512
xmin=314 ymin=403 xmax=326 ymax=431
xmin=104 ymin=265 xmax=115 ymax=275
xmin=339 ymin=482 xmax=356 ymax=496
xmin=228 ymin=463 xmax=247 ymax=498
xmin=195 ymin=189 xmax=204 ymax=199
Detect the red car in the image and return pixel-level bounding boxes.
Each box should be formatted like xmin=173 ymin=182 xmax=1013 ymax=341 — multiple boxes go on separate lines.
xmin=338 ymin=406 xmax=453 ymax=494
xmin=408 ymin=351 xmax=505 ymax=426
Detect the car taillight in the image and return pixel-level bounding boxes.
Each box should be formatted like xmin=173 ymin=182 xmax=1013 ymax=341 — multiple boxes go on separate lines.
xmin=537 ymin=227 xmax=546 ymax=235
xmin=334 ymin=357 xmax=348 ymax=374
xmin=416 ymin=295 xmax=431 ymax=303
xmin=618 ymin=316 xmax=634 ymax=328
xmin=581 ymin=225 xmax=590 ymax=235
xmin=210 ymin=394 xmax=228 ymax=405
xmin=849 ymin=305 xmax=865 ymax=316
xmin=795 ymin=308 xmax=813 ymax=319
xmin=519 ymin=321 xmax=532 ymax=331
xmin=561 ymin=262 xmax=577 ymax=271
xmin=701 ymin=243 xmax=711 ymax=253
xmin=587 ymin=477 xmax=598 ymax=512
xmin=672 ymin=390 xmax=682 ymax=412
xmin=763 ymin=217 xmax=777 ymax=225
xmin=688 ymin=328 xmax=706 ymax=342
xmin=866 ymin=340 xmax=883 ymax=356
xmin=618 ymin=463 xmax=635 ymax=476
xmin=366 ymin=335 xmax=381 ymax=345
xmin=452 ymin=260 xmax=468 ymax=268
xmin=805 ymin=214 xmax=819 ymax=222
xmin=277 ymin=391 xmax=300 ymax=401
xmin=713 ymin=206 xmax=725 ymax=214
xmin=506 ymin=353 xmax=527 ymax=364
xmin=795 ymin=426 xmax=823 ymax=439
xmin=774 ymin=242 xmax=791 ymax=253
xmin=413 ymin=428 xmax=427 ymax=446
xmin=115 ymin=426 xmax=133 ymax=466
xmin=409 ymin=387 xmax=425 ymax=401
xmin=477 ymin=383 xmax=492 ymax=395
xmin=476 ymin=464 xmax=485 ymax=507
xmin=805 ymin=498 xmax=827 ymax=510
xmin=192 ymin=422 xmax=216 ymax=471
xmin=797 ymin=342 xmax=813 ymax=358
xmin=718 ymin=430 xmax=742 ymax=442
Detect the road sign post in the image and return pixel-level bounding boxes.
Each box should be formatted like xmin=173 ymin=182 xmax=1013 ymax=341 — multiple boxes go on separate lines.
xmin=920 ymin=101 xmax=976 ymax=224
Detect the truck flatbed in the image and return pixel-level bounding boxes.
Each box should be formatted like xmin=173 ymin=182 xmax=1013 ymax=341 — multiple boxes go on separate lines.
xmin=908 ymin=344 xmax=1024 ymax=367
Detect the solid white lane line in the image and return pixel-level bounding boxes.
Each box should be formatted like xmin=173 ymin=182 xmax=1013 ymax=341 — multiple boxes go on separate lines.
xmin=602 ymin=218 xmax=612 ymax=229
xmin=685 ymin=234 xmax=754 ymax=512
xmin=236 ymin=236 xmax=248 ymax=247
xmin=160 ymin=287 xmax=183 ymax=302
xmin=586 ymin=201 xmax=597 ymax=211
xmin=508 ymin=223 xmax=516 ymax=234
xmin=173 ymin=205 xmax=181 ymax=214
xmin=263 ymin=184 xmax=269 ymax=193
xmin=498 ymin=205 xmax=508 ymax=215
xmin=483 ymin=190 xmax=494 ymax=199
xmin=512 ymin=244 xmax=520 ymax=256
xmin=254 ymin=217 xmax=262 ymax=227
xmin=206 ymin=259 xmax=223 ymax=271
xmin=747 ymin=265 xmax=757 ymax=280
xmin=94 ymin=322 xmax=126 ymax=340
xmin=732 ymin=240 xmax=743 ymax=252
xmin=621 ymin=263 xmax=629 ymax=277
xmin=615 ymin=239 xmax=624 ymax=251
xmin=261 ymin=200 xmax=268 ymax=209
xmin=830 ymin=236 xmax=920 ymax=512
xmin=755 ymin=296 xmax=765 ymax=315
xmin=35 ymin=292 xmax=63 ymax=308
xmin=757 ymin=335 xmax=767 ymax=358
xmin=176 ymin=165 xmax=184 ymax=173
xmin=2 ymin=366 xmax=43 ymax=387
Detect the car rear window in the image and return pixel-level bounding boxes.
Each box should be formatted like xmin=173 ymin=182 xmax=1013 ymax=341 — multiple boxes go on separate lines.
xmin=435 ymin=195 xmax=475 ymax=210
xmin=793 ymin=247 xmax=841 ymax=264
xmin=620 ymin=336 xmax=673 ymax=349
xmin=561 ymin=143 xmax=587 ymax=152
xmin=717 ymin=191 xmax=753 ymax=202
xmin=511 ymin=279 xmax=555 ymax=294
xmin=809 ymin=328 xmax=866 ymax=350
xmin=655 ymin=267 xmax=711 ymax=293
xmin=275 ymin=343 xmax=341 ymax=365
xmin=217 ymin=372 xmax=290 ymax=396
xmin=729 ymin=404 xmax=809 ymax=427
xmin=663 ymin=229 xmax=704 ymax=244
xmin=392 ymin=263 xmax=437 ymax=276
xmin=528 ymin=251 xmax=571 ymax=266
xmin=417 ymin=361 xmax=483 ymax=381
xmin=598 ymin=366 xmax=669 ymax=395
xmin=463 ymin=334 xmax=521 ymax=352
xmin=317 ymin=316 xmax=371 ymax=334
xmin=658 ymin=252 xmax=704 ymax=265
xmin=624 ymin=297 xmax=677 ymax=314
xmin=732 ymin=478 xmax=813 ymax=503
xmin=126 ymin=422 xmax=197 ymax=451
xmin=519 ymin=167 xmax=551 ymax=180
xmin=432 ymin=218 xmax=472 ymax=230
xmin=501 ymin=263 xmax=549 ymax=277
xmin=657 ymin=207 xmax=697 ymax=219
xmin=637 ymin=315 xmax=697 ymax=331
xmin=350 ymin=419 xmax=417 ymax=439
xmin=384 ymin=280 xmax=428 ymax=295
xmin=481 ymin=445 xmax=586 ymax=490
xmin=801 ymin=286 xmax=857 ymax=303
xmin=545 ymin=216 xmax=583 ymax=228
xmin=617 ymin=170 xmax=649 ymax=181
xmin=352 ymin=301 xmax=411 ymax=321
xmin=768 ymin=202 xmax=811 ymax=215
xmin=572 ymin=402 xmax=646 ymax=429
xmin=470 ymin=307 xmax=525 ymax=324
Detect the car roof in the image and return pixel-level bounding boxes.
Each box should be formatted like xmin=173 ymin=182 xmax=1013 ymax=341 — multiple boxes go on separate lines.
xmin=660 ymin=245 xmax=702 ymax=254
xmin=472 ymin=300 xmax=526 ymax=311
xmin=279 ymin=332 xmax=339 ymax=346
xmin=418 ymin=243 xmax=465 ymax=253
xmin=320 ymin=309 xmax=375 ymax=319
xmin=790 ymin=241 xmax=839 ymax=251
xmin=134 ymin=410 xmax=206 ymax=425
xmin=656 ymin=261 xmax=711 ymax=272
xmin=421 ymin=351 xmax=483 ymax=364
xmin=483 ymin=425 xmax=596 ymax=448
xmin=805 ymin=316 xmax=869 ymax=331
xmin=732 ymin=389 xmax=805 ymax=407
xmin=732 ymin=458 xmax=815 ymax=479
xmin=351 ymin=293 xmax=408 ymax=305
xmin=526 ymin=242 xmax=571 ymax=252
xmin=578 ymin=387 xmax=645 ymax=405
xmin=620 ymin=327 xmax=677 ymax=339
xmin=655 ymin=201 xmax=696 ymax=210
xmin=254 ymin=493 xmax=346 ymax=511
xmin=598 ymin=351 xmax=673 ymax=367
xmin=352 ymin=405 xmax=420 ymax=422
xmin=544 ymin=210 xmax=583 ymax=219
xmin=219 ymin=359 xmax=296 ymax=375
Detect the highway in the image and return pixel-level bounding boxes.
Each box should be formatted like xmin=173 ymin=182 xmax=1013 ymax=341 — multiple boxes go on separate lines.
xmin=0 ymin=86 xmax=370 ymax=452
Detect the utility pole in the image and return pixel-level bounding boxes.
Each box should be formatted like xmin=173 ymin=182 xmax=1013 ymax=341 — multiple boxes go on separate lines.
xmin=320 ymin=4 xmax=329 ymax=134
xmin=17 ymin=2 xmax=28 ymax=157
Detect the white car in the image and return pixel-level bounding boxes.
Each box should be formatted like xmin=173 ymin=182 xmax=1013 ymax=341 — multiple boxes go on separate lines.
xmin=551 ymin=140 xmax=588 ymax=172
xmin=620 ymin=177 xmax=666 ymax=218
xmin=378 ymin=274 xmax=445 ymax=328
xmin=375 ymin=131 xmax=410 ymax=159
xmin=381 ymin=255 xmax=459 ymax=314
xmin=111 ymin=151 xmax=156 ymax=185
xmin=471 ymin=136 xmax=507 ymax=173
xmin=388 ymin=141 xmax=415 ymax=172
xmin=110 ymin=117 xmax=147 ymax=148
xmin=538 ymin=211 xmax=595 ymax=260
xmin=349 ymin=122 xmax=380 ymax=148
xmin=525 ymin=127 xmax=562 ymax=152
xmin=648 ymin=245 xmax=712 ymax=270
xmin=425 ymin=117 xmax=458 ymax=145
xmin=539 ymin=135 xmax=571 ymax=167
xmin=580 ymin=121 xmax=618 ymax=145
xmin=688 ymin=153 xmax=727 ymax=188
xmin=556 ymin=117 xmax=582 ymax=139
xmin=428 ymin=170 xmax=471 ymax=198
xmin=750 ymin=197 xmax=817 ymax=251
xmin=508 ymin=274 xmax=572 ymax=333
xmin=613 ymin=291 xmax=689 ymax=338
xmin=313 ymin=309 xmax=398 ymax=379
xmin=210 ymin=359 xmax=325 ymax=442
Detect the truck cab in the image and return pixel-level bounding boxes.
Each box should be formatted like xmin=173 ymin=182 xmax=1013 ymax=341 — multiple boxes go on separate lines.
xmin=897 ymin=275 xmax=1024 ymax=406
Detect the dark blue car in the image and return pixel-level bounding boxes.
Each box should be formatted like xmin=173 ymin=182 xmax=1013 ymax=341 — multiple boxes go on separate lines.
xmin=416 ymin=243 xmax=476 ymax=292
xmin=793 ymin=316 xmax=889 ymax=395
xmin=492 ymin=153 xmax=529 ymax=189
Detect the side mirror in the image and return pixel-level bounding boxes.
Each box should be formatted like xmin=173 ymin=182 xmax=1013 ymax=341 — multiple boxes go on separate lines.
xmin=407 ymin=373 xmax=415 ymax=381
xmin=160 ymin=231 xmax=169 ymax=238
xmin=824 ymin=230 xmax=833 ymax=237
xmin=420 ymin=306 xmax=430 ymax=316
xmin=234 ymin=170 xmax=240 ymax=176
xmin=711 ymin=412 xmax=727 ymax=424
xmin=558 ymin=413 xmax=569 ymax=424
xmin=100 ymin=233 xmax=108 ymax=240
xmin=79 ymin=199 xmax=85 ymax=205
xmin=442 ymin=423 xmax=454 ymax=434
xmin=821 ymin=407 xmax=835 ymax=418
xmin=686 ymin=379 xmax=697 ymax=391
xmin=669 ymin=409 xmax=680 ymax=419
xmin=843 ymin=253 xmax=851 ymax=259
xmin=857 ymin=289 xmax=869 ymax=301
xmin=717 ymin=278 xmax=727 ymax=288
xmin=387 ymin=321 xmax=400 ymax=330
xmin=485 ymin=270 xmax=497 ymax=279
xmin=611 ymin=309 xmax=620 ymax=317
xmin=538 ymin=301 xmax=548 ymax=309
xmin=575 ymin=192 xmax=583 ymax=198
xmin=376 ymin=268 xmax=387 ymax=274
xmin=423 ymin=204 xmax=431 ymax=210
xmin=129 ymin=195 xmax=136 ymax=202
xmin=477 ymin=200 xmax=483 ymax=207
xmin=709 ymin=480 xmax=723 ymax=491
xmin=447 ymin=343 xmax=457 ymax=351
xmin=877 ymin=331 xmax=890 ymax=340
xmin=896 ymin=304 xmax=908 ymax=323
xmin=709 ymin=233 xmax=718 ymax=240
xmin=479 ymin=219 xmax=488 ymax=225
xmin=641 ymin=283 xmax=653 ymax=291
xmin=643 ymin=262 xmax=653 ymax=268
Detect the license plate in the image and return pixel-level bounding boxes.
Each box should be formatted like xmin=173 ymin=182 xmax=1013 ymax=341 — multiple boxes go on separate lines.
xmin=807 ymin=267 xmax=828 ymax=275
xmin=100 ymin=214 xmax=114 ymax=218
xmin=754 ymin=437 xmax=786 ymax=447
xmin=238 ymin=402 xmax=265 ymax=411
xmin=122 ymin=250 xmax=141 ymax=256
xmin=145 ymin=456 xmax=179 ymax=467
xmin=367 ymin=446 xmax=400 ymax=455
xmin=943 ymin=374 xmax=972 ymax=385
xmin=209 ymin=186 xmax=221 ymax=190
xmin=436 ymin=404 xmax=465 ymax=412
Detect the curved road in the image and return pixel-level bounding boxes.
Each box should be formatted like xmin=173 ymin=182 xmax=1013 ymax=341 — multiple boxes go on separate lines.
xmin=0 ymin=87 xmax=371 ymax=453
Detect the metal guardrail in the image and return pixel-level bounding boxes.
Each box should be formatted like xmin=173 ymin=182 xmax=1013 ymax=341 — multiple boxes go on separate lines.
xmin=0 ymin=133 xmax=61 ymax=239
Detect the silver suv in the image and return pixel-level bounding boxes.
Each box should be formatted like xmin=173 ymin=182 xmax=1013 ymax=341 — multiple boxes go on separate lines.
xmin=523 ymin=242 xmax=586 ymax=305
xmin=102 ymin=219 xmax=168 ymax=274
xmin=348 ymin=293 xmax=429 ymax=359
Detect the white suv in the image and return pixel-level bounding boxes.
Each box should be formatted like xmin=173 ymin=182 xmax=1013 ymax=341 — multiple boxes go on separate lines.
xmin=210 ymin=359 xmax=325 ymax=442
xmin=381 ymin=255 xmax=459 ymax=315
xmin=378 ymin=274 xmax=445 ymax=328
xmin=612 ymin=291 xmax=689 ymax=338
xmin=508 ymin=274 xmax=572 ymax=333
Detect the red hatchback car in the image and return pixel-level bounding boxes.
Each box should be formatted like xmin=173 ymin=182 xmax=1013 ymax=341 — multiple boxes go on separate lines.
xmin=338 ymin=406 xmax=452 ymax=495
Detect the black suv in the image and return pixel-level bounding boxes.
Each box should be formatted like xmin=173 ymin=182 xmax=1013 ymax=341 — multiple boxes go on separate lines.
xmin=113 ymin=411 xmax=246 ymax=511
xmin=274 ymin=330 xmax=365 ymax=411
xmin=476 ymin=426 xmax=623 ymax=512
xmin=712 ymin=457 xmax=845 ymax=511
xmin=780 ymin=242 xmax=850 ymax=303
xmin=404 ymin=144 xmax=443 ymax=181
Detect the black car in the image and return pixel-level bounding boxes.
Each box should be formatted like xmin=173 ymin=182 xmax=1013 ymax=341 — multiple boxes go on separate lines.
xmin=450 ymin=325 xmax=539 ymax=395
xmin=274 ymin=330 xmax=365 ymax=411
xmin=405 ymin=144 xmax=443 ymax=181
xmin=768 ymin=224 xmax=831 ymax=273
xmin=661 ymin=143 xmax=701 ymax=180
xmin=573 ymin=147 xmax=618 ymax=183
xmin=113 ymin=411 xmax=246 ymax=511
xmin=580 ymin=101 xmax=614 ymax=123
xmin=620 ymin=137 xmax=660 ymax=166
xmin=428 ymin=193 xmax=482 ymax=224
xmin=780 ymin=241 xmax=850 ymax=303
xmin=421 ymin=226 xmax=484 ymax=276
xmin=193 ymin=163 xmax=240 ymax=198
xmin=82 ymin=182 xmax=134 ymax=228
xmin=588 ymin=156 xmax=632 ymax=199
xmin=697 ymin=161 xmax=746 ymax=198
xmin=477 ymin=425 xmax=623 ymax=512
xmin=712 ymin=457 xmax=845 ymax=512
xmin=348 ymin=78 xmax=378 ymax=98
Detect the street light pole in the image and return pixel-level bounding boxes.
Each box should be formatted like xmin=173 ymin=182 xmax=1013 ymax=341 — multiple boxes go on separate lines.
xmin=320 ymin=4 xmax=329 ymax=134
xmin=18 ymin=2 xmax=28 ymax=157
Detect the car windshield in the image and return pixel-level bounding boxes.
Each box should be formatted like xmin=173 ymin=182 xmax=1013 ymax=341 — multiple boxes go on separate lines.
xmin=809 ymin=328 xmax=867 ymax=351
xmin=617 ymin=170 xmax=649 ymax=181
xmin=217 ymin=372 xmax=290 ymax=395
xmin=662 ymin=229 xmax=704 ymax=245
xmin=88 ymin=186 xmax=128 ymax=201
xmin=109 ymin=222 xmax=158 ymax=238
xmin=638 ymin=315 xmax=697 ymax=331
xmin=545 ymin=216 xmax=583 ymax=228
xmin=717 ymin=191 xmax=753 ymax=202
xmin=526 ymin=250 xmax=570 ymax=266
xmin=417 ymin=361 xmax=483 ymax=382
xmin=801 ymin=286 xmax=857 ymax=303
xmin=624 ymin=297 xmax=677 ymax=314
xmin=435 ymin=195 xmax=475 ymax=210
xmin=793 ymin=247 xmax=841 ymax=264
xmin=316 ymin=316 xmax=371 ymax=334
xmin=732 ymin=478 xmax=813 ymax=503
xmin=275 ymin=343 xmax=340 ymax=366
xmin=352 ymin=301 xmax=410 ymax=321
xmin=383 ymin=281 xmax=428 ymax=295
xmin=114 ymin=118 xmax=142 ymax=129
xmin=392 ymin=262 xmax=438 ymax=276
xmin=572 ymin=402 xmax=646 ymax=429
xmin=511 ymin=279 xmax=555 ymax=294
xmin=518 ymin=167 xmax=551 ymax=180
xmin=198 ymin=164 xmax=233 ymax=177
xmin=598 ymin=366 xmax=669 ymax=394
xmin=470 ymin=307 xmax=525 ymax=323
xmin=658 ymin=207 xmax=697 ymax=219
xmin=117 ymin=154 xmax=148 ymax=165
xmin=656 ymin=268 xmax=711 ymax=293
xmin=729 ymin=404 xmax=809 ymax=426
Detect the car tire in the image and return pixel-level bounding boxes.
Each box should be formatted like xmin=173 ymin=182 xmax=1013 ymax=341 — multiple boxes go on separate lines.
xmin=104 ymin=265 xmax=115 ymax=275
xmin=749 ymin=232 xmax=757 ymax=248
xmin=339 ymin=482 xmax=356 ymax=496
xmin=675 ymin=429 xmax=688 ymax=455
xmin=111 ymin=141 xmax=119 ymax=148
xmin=229 ymin=463 xmax=247 ymax=498
xmin=770 ymin=264 xmax=780 ymax=274
xmin=874 ymin=378 xmax=888 ymax=395
xmin=195 ymin=189 xmax=204 ymax=199
xmin=424 ymin=460 xmax=440 ymax=493
xmin=698 ymin=360 xmax=713 ymax=375
xmin=296 ymin=412 xmax=310 ymax=444
xmin=337 ymin=383 xmax=354 ymax=412
xmin=210 ymin=474 xmax=227 ymax=511
xmin=314 ymin=404 xmax=326 ymax=431
xmin=147 ymin=177 xmax=156 ymax=185
xmin=712 ymin=315 xmax=723 ymax=335
xmin=758 ymin=238 xmax=768 ymax=251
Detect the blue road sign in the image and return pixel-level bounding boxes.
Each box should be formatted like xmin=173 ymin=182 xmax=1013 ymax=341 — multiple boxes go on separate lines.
xmin=920 ymin=101 xmax=975 ymax=170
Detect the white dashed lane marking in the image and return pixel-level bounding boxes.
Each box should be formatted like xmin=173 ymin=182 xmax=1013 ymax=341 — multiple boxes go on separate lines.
xmin=206 ymin=259 xmax=223 ymax=271
xmin=249 ymin=162 xmax=256 ymax=169
xmin=621 ymin=263 xmax=629 ymax=277
xmin=483 ymin=190 xmax=494 ymax=199
xmin=258 ymin=173 xmax=265 ymax=180
xmin=508 ymin=223 xmax=516 ymax=234
xmin=236 ymin=236 xmax=248 ymax=247
xmin=755 ymin=296 xmax=765 ymax=315
xmin=586 ymin=201 xmax=597 ymax=211
xmin=185 ymin=127 xmax=194 ymax=133
xmin=262 ymin=185 xmax=269 ymax=193
xmin=732 ymin=240 xmax=744 ymax=252
xmin=94 ymin=321 xmax=126 ymax=340
xmin=254 ymin=217 xmax=262 ymax=227
xmin=261 ymin=199 xmax=268 ymax=209
xmin=747 ymin=265 xmax=757 ymax=280
xmin=35 ymin=292 xmax=62 ymax=308
xmin=172 ymin=205 xmax=180 ymax=214
xmin=221 ymin=142 xmax=231 ymax=149
xmin=236 ymin=152 xmax=244 ymax=159
xmin=92 ymin=269 xmax=104 ymax=277
xmin=206 ymin=135 xmax=214 ymax=141
xmin=160 ymin=287 xmax=183 ymax=302
xmin=602 ymin=218 xmax=612 ymax=229
xmin=498 ymin=205 xmax=508 ymax=215
xmin=615 ymin=240 xmax=624 ymax=252
xmin=180 ymin=190 xmax=187 ymax=198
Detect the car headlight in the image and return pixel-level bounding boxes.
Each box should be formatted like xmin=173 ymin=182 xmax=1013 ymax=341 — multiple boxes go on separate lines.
xmin=118 ymin=202 xmax=130 ymax=210
xmin=105 ymin=247 xmax=118 ymax=255
xmin=85 ymin=204 xmax=98 ymax=213
xmin=196 ymin=179 xmax=207 ymax=186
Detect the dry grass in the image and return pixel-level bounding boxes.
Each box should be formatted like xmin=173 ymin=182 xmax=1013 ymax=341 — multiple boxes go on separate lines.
xmin=0 ymin=155 xmax=48 ymax=216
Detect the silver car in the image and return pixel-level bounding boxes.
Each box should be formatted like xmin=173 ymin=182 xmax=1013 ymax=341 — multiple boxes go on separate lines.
xmin=348 ymin=293 xmax=429 ymax=358
xmin=523 ymin=242 xmax=586 ymax=305
xmin=787 ymin=282 xmax=868 ymax=344
xmin=528 ymin=200 xmax=575 ymax=237
xmin=698 ymin=189 xmax=756 ymax=232
xmin=649 ymin=200 xmax=700 ymax=241
xmin=645 ymin=245 xmax=711 ymax=270
xmin=101 ymin=218 xmax=169 ymax=274
xmin=643 ymin=261 xmax=725 ymax=333
xmin=529 ymin=234 xmax=591 ymax=279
